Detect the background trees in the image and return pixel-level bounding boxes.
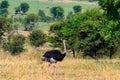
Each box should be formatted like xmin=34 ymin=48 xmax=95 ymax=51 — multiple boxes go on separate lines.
xmin=15 ymin=2 xmax=30 ymax=14
xmin=50 ymin=6 xmax=64 ymax=21
xmin=24 ymin=13 xmax=39 ymax=31
xmin=98 ymin=0 xmax=120 ymax=58
xmin=20 ymin=3 xmax=30 ymax=14
xmin=48 ymin=0 xmax=120 ymax=58
xmin=49 ymin=8 xmax=103 ymax=58
xmin=48 ymin=6 xmax=120 ymax=58
xmin=73 ymin=5 xmax=82 ymax=13
xmin=99 ymin=0 xmax=120 ymax=20
xmin=0 ymin=0 xmax=9 ymax=16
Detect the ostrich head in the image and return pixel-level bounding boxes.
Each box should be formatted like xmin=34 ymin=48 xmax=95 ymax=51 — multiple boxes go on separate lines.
xmin=63 ymin=39 xmax=66 ymax=43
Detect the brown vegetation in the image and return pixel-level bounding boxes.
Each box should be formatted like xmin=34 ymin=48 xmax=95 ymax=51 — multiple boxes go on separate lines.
xmin=0 ymin=46 xmax=120 ymax=80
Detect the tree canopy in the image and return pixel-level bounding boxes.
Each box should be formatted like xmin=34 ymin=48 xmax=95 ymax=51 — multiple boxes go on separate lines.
xmin=50 ymin=6 xmax=64 ymax=21
xmin=0 ymin=0 xmax=9 ymax=16
xmin=48 ymin=7 xmax=120 ymax=58
xmin=73 ymin=5 xmax=82 ymax=13
xmin=20 ymin=2 xmax=30 ymax=14
xmin=99 ymin=0 xmax=120 ymax=20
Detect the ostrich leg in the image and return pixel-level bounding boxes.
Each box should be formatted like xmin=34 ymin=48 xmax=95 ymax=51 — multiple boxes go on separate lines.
xmin=48 ymin=63 xmax=51 ymax=74
xmin=53 ymin=63 xmax=56 ymax=76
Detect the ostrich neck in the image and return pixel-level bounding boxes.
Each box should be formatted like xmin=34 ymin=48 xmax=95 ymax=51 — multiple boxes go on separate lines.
xmin=63 ymin=41 xmax=66 ymax=53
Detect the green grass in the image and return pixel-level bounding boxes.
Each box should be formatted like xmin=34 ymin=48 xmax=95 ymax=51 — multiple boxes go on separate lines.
xmin=35 ymin=22 xmax=51 ymax=31
xmin=5 ymin=0 xmax=98 ymax=15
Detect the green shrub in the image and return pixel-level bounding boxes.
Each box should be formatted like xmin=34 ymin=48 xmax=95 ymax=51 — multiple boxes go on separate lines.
xmin=2 ymin=35 xmax=25 ymax=54
xmin=2 ymin=41 xmax=11 ymax=51
xmin=29 ymin=30 xmax=46 ymax=47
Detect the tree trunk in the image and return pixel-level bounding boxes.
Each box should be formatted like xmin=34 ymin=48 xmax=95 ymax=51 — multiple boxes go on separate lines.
xmin=72 ymin=49 xmax=75 ymax=58
xmin=110 ymin=50 xmax=113 ymax=59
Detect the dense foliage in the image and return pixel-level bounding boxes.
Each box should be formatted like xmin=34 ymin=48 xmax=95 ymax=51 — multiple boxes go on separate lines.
xmin=20 ymin=3 xmax=30 ymax=14
xmin=3 ymin=35 xmax=25 ymax=54
xmin=15 ymin=2 xmax=29 ymax=14
xmin=50 ymin=6 xmax=64 ymax=21
xmin=29 ymin=30 xmax=46 ymax=47
xmin=49 ymin=5 xmax=120 ymax=58
xmin=49 ymin=8 xmax=104 ymax=58
xmin=99 ymin=0 xmax=120 ymax=20
xmin=0 ymin=0 xmax=9 ymax=16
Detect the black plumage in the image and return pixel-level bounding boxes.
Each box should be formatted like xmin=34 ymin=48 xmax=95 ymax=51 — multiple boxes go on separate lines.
xmin=42 ymin=50 xmax=66 ymax=62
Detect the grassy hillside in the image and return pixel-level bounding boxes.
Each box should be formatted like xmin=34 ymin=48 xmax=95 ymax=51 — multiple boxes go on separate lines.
xmin=0 ymin=46 xmax=120 ymax=80
xmin=5 ymin=0 xmax=98 ymax=15
xmin=1 ymin=0 xmax=97 ymax=31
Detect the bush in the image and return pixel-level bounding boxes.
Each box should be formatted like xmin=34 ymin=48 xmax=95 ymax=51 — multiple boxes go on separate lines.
xmin=2 ymin=35 xmax=25 ymax=54
xmin=29 ymin=30 xmax=46 ymax=47
xmin=24 ymin=14 xmax=39 ymax=31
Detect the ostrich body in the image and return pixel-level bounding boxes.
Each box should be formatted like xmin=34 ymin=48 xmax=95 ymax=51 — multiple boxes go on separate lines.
xmin=41 ymin=40 xmax=66 ymax=75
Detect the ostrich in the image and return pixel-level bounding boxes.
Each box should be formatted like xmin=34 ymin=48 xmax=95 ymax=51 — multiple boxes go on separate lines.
xmin=41 ymin=40 xmax=67 ymax=75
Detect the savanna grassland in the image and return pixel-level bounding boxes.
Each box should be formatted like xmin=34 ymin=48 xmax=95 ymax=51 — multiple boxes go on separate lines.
xmin=0 ymin=45 xmax=120 ymax=80
xmin=0 ymin=0 xmax=120 ymax=80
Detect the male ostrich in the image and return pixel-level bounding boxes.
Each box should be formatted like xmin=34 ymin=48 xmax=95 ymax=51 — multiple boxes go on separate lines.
xmin=41 ymin=40 xmax=67 ymax=75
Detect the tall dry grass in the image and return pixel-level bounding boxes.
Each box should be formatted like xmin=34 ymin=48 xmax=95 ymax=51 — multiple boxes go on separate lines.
xmin=0 ymin=45 xmax=120 ymax=80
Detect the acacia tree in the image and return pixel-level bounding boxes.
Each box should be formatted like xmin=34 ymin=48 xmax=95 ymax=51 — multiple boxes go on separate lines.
xmin=50 ymin=6 xmax=64 ymax=21
xmin=20 ymin=2 xmax=30 ymax=14
xmin=73 ymin=5 xmax=82 ymax=13
xmin=0 ymin=0 xmax=9 ymax=16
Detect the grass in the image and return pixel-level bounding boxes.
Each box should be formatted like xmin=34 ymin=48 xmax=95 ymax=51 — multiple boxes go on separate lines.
xmin=4 ymin=0 xmax=98 ymax=15
xmin=0 ymin=45 xmax=120 ymax=80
